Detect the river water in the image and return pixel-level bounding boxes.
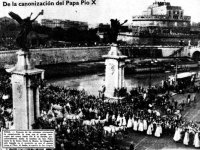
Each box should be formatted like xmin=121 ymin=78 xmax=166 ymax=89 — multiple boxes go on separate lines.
xmin=48 ymin=73 xmax=168 ymax=96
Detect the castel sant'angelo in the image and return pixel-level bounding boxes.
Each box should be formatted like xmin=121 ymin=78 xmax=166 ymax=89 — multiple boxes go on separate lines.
xmin=128 ymin=1 xmax=200 ymax=45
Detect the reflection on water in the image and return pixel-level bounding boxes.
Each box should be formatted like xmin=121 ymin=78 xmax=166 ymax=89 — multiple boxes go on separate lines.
xmin=48 ymin=73 xmax=167 ymax=96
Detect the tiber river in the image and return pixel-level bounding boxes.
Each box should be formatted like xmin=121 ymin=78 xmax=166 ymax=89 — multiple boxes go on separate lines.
xmin=48 ymin=73 xmax=168 ymax=96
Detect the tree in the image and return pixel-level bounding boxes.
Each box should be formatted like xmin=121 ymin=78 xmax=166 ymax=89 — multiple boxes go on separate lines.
xmin=51 ymin=27 xmax=66 ymax=41
xmin=6 ymin=23 xmax=17 ymax=31
xmin=33 ymin=25 xmax=52 ymax=35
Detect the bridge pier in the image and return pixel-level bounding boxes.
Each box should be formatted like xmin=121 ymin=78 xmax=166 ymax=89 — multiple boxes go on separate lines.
xmin=10 ymin=50 xmax=44 ymax=130
xmin=103 ymin=44 xmax=127 ymax=98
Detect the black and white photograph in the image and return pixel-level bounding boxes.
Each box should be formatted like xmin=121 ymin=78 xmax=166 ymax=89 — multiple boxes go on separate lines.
xmin=1 ymin=0 xmax=200 ymax=149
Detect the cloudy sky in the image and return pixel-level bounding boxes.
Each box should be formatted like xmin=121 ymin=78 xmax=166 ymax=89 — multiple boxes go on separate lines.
xmin=1 ymin=0 xmax=200 ymax=25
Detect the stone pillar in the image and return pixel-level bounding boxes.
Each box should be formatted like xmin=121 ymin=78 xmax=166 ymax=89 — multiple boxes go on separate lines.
xmin=11 ymin=50 xmax=44 ymax=130
xmin=103 ymin=44 xmax=127 ymax=98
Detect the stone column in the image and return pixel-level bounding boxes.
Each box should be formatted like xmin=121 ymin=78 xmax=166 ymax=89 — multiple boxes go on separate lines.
xmin=103 ymin=44 xmax=127 ymax=98
xmin=11 ymin=50 xmax=44 ymax=130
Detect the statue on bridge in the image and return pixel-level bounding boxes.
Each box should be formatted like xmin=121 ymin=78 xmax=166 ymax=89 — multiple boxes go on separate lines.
xmin=108 ymin=19 xmax=128 ymax=44
xmin=9 ymin=10 xmax=44 ymax=51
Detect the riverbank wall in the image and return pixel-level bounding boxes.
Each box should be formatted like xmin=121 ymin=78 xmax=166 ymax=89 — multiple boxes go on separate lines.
xmin=0 ymin=45 xmax=185 ymax=78
xmin=0 ymin=46 xmax=110 ymax=68
xmin=0 ymin=46 xmax=181 ymax=69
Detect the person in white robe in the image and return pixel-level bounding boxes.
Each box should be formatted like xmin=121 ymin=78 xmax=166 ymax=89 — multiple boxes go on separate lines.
xmin=193 ymin=131 xmax=200 ymax=148
xmin=183 ymin=129 xmax=189 ymax=145
xmin=143 ymin=119 xmax=148 ymax=131
xmin=173 ymin=126 xmax=182 ymax=142
xmin=131 ymin=115 xmax=135 ymax=126
xmin=143 ymin=92 xmax=147 ymax=99
xmin=116 ymin=114 xmax=120 ymax=125
xmin=133 ymin=119 xmax=138 ymax=131
xmin=138 ymin=119 xmax=144 ymax=132
xmin=147 ymin=122 xmax=153 ymax=135
xmin=106 ymin=112 xmax=109 ymax=122
xmin=122 ymin=114 xmax=127 ymax=130
xmin=112 ymin=114 xmax=116 ymax=122
xmin=127 ymin=116 xmax=133 ymax=129
xmin=154 ymin=123 xmax=162 ymax=137
xmin=119 ymin=115 xmax=123 ymax=127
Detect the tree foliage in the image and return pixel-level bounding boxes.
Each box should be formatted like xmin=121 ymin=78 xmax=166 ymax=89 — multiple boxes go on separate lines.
xmin=33 ymin=24 xmax=100 ymax=44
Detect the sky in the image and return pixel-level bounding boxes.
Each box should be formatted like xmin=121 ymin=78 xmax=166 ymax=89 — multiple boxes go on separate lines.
xmin=0 ymin=0 xmax=200 ymax=25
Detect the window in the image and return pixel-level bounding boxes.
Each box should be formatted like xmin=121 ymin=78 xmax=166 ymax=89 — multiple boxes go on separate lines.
xmin=168 ymin=11 xmax=171 ymax=17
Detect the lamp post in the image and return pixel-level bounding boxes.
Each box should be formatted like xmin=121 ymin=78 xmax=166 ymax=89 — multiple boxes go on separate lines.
xmin=149 ymin=59 xmax=158 ymax=88
xmin=175 ymin=58 xmax=178 ymax=85
xmin=149 ymin=61 xmax=152 ymax=88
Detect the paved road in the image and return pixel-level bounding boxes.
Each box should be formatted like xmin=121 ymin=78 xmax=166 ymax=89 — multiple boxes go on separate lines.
xmin=119 ymin=93 xmax=200 ymax=150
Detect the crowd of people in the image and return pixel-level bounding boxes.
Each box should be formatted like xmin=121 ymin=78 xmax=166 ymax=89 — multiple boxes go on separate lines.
xmin=0 ymin=72 xmax=200 ymax=149
xmin=30 ymin=83 xmax=200 ymax=149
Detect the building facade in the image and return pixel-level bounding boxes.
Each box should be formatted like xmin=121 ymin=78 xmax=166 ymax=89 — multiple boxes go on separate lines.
xmin=132 ymin=1 xmax=191 ymax=36
xmin=41 ymin=19 xmax=88 ymax=30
